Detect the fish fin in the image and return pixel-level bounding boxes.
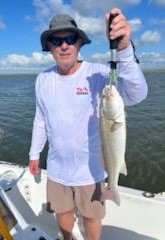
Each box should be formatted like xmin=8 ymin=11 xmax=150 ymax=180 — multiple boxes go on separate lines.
xmin=111 ymin=122 xmax=123 ymax=132
xmin=120 ymin=161 xmax=127 ymax=175
xmin=124 ymin=110 xmax=127 ymax=119
xmin=101 ymin=187 xmax=120 ymax=206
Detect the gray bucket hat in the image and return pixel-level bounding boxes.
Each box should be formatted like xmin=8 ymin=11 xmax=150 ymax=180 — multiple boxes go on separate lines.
xmin=41 ymin=14 xmax=91 ymax=51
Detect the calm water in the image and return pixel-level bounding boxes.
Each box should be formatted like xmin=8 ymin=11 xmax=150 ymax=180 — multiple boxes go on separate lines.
xmin=0 ymin=71 xmax=165 ymax=193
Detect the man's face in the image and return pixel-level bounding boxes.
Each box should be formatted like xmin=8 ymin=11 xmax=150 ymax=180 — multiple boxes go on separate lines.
xmin=49 ymin=31 xmax=82 ymax=73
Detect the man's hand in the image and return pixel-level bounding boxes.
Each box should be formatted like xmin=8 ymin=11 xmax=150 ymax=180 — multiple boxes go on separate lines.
xmin=29 ymin=160 xmax=41 ymax=176
xmin=105 ymin=8 xmax=131 ymax=51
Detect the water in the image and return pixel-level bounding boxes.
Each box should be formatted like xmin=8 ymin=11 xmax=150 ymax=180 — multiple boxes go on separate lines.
xmin=0 ymin=71 xmax=165 ymax=193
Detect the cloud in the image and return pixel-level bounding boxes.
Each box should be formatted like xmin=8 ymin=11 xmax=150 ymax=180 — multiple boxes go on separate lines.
xmin=33 ymin=0 xmax=142 ymax=36
xmin=76 ymin=15 xmax=104 ymax=35
xmin=33 ymin=0 xmax=104 ymax=36
xmin=24 ymin=15 xmax=33 ymax=21
xmin=139 ymin=51 xmax=165 ymax=69
xmin=0 ymin=20 xmax=6 ymax=30
xmin=155 ymin=0 xmax=165 ymax=6
xmin=140 ymin=30 xmax=161 ymax=44
xmin=72 ymin=0 xmax=141 ymax=15
xmin=128 ymin=18 xmax=142 ymax=32
xmin=149 ymin=17 xmax=165 ymax=25
xmin=0 ymin=52 xmax=53 ymax=73
xmin=89 ymin=51 xmax=110 ymax=63
xmin=0 ymin=1 xmax=164 ymax=72
xmin=89 ymin=50 xmax=165 ymax=70
xmin=0 ymin=49 xmax=165 ymax=73
xmin=33 ymin=0 xmax=72 ymax=31
xmin=140 ymin=52 xmax=165 ymax=63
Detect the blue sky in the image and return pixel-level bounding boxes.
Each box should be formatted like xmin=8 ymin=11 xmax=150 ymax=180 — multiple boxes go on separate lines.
xmin=0 ymin=0 xmax=165 ymax=73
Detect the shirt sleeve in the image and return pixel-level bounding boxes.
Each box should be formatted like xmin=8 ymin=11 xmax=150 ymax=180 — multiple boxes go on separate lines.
xmin=29 ymin=75 xmax=47 ymax=160
xmin=116 ymin=43 xmax=148 ymax=106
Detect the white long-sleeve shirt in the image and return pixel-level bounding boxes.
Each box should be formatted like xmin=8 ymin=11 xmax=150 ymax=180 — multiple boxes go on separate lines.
xmin=29 ymin=44 xmax=148 ymax=186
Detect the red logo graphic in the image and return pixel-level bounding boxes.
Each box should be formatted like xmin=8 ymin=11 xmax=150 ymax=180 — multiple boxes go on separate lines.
xmin=76 ymin=87 xmax=88 ymax=95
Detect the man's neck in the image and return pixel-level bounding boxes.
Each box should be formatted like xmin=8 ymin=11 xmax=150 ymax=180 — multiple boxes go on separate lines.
xmin=57 ymin=61 xmax=82 ymax=75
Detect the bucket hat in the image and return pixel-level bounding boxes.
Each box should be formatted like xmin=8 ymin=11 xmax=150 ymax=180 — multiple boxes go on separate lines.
xmin=41 ymin=14 xmax=91 ymax=51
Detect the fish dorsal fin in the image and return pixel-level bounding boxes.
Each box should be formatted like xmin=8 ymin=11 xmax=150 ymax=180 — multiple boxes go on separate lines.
xmin=120 ymin=161 xmax=127 ymax=176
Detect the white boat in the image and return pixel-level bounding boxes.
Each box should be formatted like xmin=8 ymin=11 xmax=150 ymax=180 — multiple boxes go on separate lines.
xmin=0 ymin=160 xmax=164 ymax=240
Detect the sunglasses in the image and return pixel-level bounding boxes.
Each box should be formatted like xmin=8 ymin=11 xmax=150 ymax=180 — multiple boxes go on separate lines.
xmin=49 ymin=34 xmax=79 ymax=47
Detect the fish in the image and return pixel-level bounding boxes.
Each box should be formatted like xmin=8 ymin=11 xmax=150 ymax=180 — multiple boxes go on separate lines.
xmin=100 ymin=84 xmax=127 ymax=206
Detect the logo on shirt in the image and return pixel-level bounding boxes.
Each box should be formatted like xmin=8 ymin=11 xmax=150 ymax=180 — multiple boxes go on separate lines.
xmin=76 ymin=87 xmax=89 ymax=95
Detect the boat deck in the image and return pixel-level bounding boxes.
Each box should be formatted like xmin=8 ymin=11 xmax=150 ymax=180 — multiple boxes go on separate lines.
xmin=0 ymin=161 xmax=164 ymax=240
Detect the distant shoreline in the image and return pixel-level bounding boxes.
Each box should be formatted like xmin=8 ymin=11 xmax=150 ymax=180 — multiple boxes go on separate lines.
xmin=0 ymin=68 xmax=165 ymax=76
xmin=0 ymin=72 xmax=39 ymax=76
xmin=143 ymin=68 xmax=165 ymax=73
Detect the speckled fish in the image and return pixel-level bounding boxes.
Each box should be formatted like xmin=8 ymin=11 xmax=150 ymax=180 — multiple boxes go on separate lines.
xmin=100 ymin=84 xmax=127 ymax=206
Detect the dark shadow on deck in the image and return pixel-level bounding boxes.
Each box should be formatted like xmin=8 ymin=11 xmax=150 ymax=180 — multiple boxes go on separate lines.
xmin=101 ymin=225 xmax=158 ymax=240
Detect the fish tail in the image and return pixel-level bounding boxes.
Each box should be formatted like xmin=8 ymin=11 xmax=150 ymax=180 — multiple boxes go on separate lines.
xmin=101 ymin=187 xmax=120 ymax=206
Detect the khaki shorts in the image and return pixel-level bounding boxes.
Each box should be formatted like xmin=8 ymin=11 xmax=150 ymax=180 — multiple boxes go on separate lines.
xmin=47 ymin=178 xmax=105 ymax=219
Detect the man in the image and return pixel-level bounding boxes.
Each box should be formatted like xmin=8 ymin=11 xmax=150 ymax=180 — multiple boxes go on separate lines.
xmin=29 ymin=8 xmax=148 ymax=240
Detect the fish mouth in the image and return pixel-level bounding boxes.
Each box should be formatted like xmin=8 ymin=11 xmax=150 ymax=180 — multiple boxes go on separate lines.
xmin=103 ymin=86 xmax=114 ymax=98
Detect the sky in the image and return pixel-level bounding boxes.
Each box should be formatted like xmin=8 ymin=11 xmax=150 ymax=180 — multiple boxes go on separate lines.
xmin=0 ymin=0 xmax=165 ymax=73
